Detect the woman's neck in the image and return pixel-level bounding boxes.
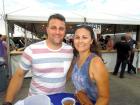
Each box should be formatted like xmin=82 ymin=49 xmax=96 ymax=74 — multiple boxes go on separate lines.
xmin=79 ymin=51 xmax=91 ymax=59
xmin=77 ymin=51 xmax=91 ymax=68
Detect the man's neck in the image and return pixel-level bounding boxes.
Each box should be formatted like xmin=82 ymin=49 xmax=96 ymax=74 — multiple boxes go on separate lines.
xmin=46 ymin=40 xmax=62 ymax=50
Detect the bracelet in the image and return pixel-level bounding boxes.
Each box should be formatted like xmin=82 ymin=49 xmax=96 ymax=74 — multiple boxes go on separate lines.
xmin=2 ymin=102 xmax=12 ymax=105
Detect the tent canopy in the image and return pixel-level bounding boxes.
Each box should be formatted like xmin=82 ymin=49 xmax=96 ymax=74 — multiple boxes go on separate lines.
xmin=1 ymin=0 xmax=140 ymax=24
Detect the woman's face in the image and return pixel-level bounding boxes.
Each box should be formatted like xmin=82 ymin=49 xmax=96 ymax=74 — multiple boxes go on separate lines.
xmin=74 ymin=28 xmax=93 ymax=53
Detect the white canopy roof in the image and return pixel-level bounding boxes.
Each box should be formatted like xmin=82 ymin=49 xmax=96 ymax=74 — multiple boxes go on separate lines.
xmin=0 ymin=0 xmax=140 ymax=24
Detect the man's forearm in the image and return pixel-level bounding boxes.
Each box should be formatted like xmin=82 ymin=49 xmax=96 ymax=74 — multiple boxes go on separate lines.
xmin=4 ymin=72 xmax=24 ymax=103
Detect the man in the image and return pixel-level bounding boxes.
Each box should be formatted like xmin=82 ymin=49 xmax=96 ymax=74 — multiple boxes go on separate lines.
xmin=3 ymin=14 xmax=73 ymax=105
xmin=1 ymin=35 xmax=7 ymax=64
xmin=0 ymin=34 xmax=5 ymax=65
xmin=125 ymin=32 xmax=137 ymax=74
xmin=113 ymin=36 xmax=131 ymax=78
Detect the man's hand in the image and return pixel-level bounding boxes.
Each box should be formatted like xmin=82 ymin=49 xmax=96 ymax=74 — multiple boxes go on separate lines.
xmin=2 ymin=102 xmax=12 ymax=105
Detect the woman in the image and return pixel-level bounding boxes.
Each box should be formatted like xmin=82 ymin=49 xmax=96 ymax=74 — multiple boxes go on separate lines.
xmin=68 ymin=25 xmax=109 ymax=105
xmin=105 ymin=35 xmax=114 ymax=50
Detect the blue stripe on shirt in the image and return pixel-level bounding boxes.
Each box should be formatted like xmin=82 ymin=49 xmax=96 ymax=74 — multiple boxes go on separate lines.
xmin=20 ymin=60 xmax=31 ymax=69
xmin=32 ymin=58 xmax=71 ymax=64
xmin=33 ymin=75 xmax=66 ymax=83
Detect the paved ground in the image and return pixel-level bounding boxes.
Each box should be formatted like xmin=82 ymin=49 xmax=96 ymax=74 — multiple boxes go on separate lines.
xmin=0 ymin=71 xmax=140 ymax=105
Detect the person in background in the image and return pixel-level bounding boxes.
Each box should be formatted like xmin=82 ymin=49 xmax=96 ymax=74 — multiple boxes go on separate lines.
xmin=2 ymin=35 xmax=8 ymax=64
xmin=105 ymin=35 xmax=114 ymax=50
xmin=3 ymin=13 xmax=73 ymax=105
xmin=0 ymin=34 xmax=5 ymax=65
xmin=9 ymin=38 xmax=16 ymax=51
xmin=67 ymin=25 xmax=109 ymax=105
xmin=98 ymin=35 xmax=106 ymax=50
xmin=113 ymin=36 xmax=131 ymax=78
xmin=125 ymin=32 xmax=137 ymax=74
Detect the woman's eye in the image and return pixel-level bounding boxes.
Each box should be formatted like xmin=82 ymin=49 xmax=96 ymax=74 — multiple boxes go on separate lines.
xmin=83 ymin=36 xmax=88 ymax=39
xmin=74 ymin=36 xmax=80 ymax=39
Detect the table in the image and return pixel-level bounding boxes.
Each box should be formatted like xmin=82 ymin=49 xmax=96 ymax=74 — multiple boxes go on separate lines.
xmin=48 ymin=93 xmax=80 ymax=105
xmin=48 ymin=92 xmax=95 ymax=105
xmin=10 ymin=49 xmax=140 ymax=76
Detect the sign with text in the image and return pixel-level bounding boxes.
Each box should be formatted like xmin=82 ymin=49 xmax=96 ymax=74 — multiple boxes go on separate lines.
xmin=87 ymin=23 xmax=101 ymax=34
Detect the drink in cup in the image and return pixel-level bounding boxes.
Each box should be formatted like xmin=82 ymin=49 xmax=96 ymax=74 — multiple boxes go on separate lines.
xmin=61 ymin=97 xmax=76 ymax=105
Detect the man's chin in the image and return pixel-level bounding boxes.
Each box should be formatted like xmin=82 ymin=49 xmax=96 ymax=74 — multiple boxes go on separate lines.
xmin=53 ymin=41 xmax=62 ymax=45
xmin=54 ymin=39 xmax=63 ymax=44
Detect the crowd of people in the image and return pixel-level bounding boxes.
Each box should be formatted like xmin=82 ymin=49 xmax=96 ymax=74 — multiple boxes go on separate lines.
xmin=98 ymin=32 xmax=137 ymax=78
xmin=98 ymin=35 xmax=114 ymax=50
xmin=1 ymin=13 xmax=138 ymax=105
xmin=113 ymin=32 xmax=137 ymax=78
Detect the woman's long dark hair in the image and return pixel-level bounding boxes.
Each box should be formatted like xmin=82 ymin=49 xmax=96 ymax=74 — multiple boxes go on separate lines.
xmin=73 ymin=24 xmax=101 ymax=57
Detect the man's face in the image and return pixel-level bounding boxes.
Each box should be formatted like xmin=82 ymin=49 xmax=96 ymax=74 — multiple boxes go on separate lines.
xmin=47 ymin=19 xmax=66 ymax=45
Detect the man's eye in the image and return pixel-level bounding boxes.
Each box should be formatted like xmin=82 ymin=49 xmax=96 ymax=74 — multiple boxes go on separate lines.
xmin=50 ymin=27 xmax=56 ymax=30
xmin=59 ymin=27 xmax=65 ymax=31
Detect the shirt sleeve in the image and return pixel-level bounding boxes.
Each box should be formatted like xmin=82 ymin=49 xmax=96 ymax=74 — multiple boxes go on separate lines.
xmin=19 ymin=46 xmax=32 ymax=71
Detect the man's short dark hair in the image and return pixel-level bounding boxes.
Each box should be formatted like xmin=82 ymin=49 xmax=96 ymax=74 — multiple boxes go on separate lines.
xmin=121 ymin=36 xmax=126 ymax=41
xmin=47 ymin=13 xmax=65 ymax=25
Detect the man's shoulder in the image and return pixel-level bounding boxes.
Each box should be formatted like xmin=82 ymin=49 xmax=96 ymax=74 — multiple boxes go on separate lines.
xmin=28 ymin=40 xmax=45 ymax=47
xmin=24 ymin=40 xmax=45 ymax=51
xmin=32 ymin=40 xmax=45 ymax=45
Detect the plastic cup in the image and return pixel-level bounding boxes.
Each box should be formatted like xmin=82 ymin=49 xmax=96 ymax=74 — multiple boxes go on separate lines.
xmin=61 ymin=97 xmax=76 ymax=105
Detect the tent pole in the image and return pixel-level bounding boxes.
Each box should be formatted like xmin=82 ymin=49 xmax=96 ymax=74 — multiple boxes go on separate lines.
xmin=4 ymin=15 xmax=12 ymax=77
xmin=84 ymin=17 xmax=87 ymax=24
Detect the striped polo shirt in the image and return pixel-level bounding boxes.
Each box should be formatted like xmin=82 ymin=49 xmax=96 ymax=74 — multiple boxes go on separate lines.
xmin=19 ymin=40 xmax=73 ymax=95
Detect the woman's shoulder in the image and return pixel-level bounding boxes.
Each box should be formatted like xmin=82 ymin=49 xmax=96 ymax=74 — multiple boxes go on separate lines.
xmin=90 ymin=55 xmax=103 ymax=65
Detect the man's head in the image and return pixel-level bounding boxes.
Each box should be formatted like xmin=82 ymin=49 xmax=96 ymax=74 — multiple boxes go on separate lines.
xmin=46 ymin=14 xmax=66 ymax=48
xmin=2 ymin=35 xmax=7 ymax=41
xmin=121 ymin=36 xmax=126 ymax=41
xmin=47 ymin=13 xmax=65 ymax=26
xmin=125 ymin=32 xmax=132 ymax=41
xmin=0 ymin=34 xmax=2 ymax=40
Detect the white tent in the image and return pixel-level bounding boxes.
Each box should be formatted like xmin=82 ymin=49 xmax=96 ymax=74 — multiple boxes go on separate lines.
xmin=12 ymin=24 xmax=40 ymax=39
xmin=0 ymin=0 xmax=140 ymax=23
xmin=1 ymin=0 xmax=140 ymax=34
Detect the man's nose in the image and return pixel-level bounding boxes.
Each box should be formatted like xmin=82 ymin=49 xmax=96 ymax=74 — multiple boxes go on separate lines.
xmin=56 ymin=29 xmax=60 ymax=34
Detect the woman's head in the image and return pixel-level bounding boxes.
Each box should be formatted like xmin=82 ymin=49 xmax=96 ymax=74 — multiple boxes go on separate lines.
xmin=73 ymin=25 xmax=100 ymax=56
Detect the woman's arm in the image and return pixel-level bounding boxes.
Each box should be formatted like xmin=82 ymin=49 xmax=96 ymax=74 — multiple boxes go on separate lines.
xmin=89 ymin=56 xmax=110 ymax=105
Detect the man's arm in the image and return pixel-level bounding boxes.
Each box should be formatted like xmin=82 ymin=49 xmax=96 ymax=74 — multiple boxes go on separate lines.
xmin=4 ymin=67 xmax=26 ymax=104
